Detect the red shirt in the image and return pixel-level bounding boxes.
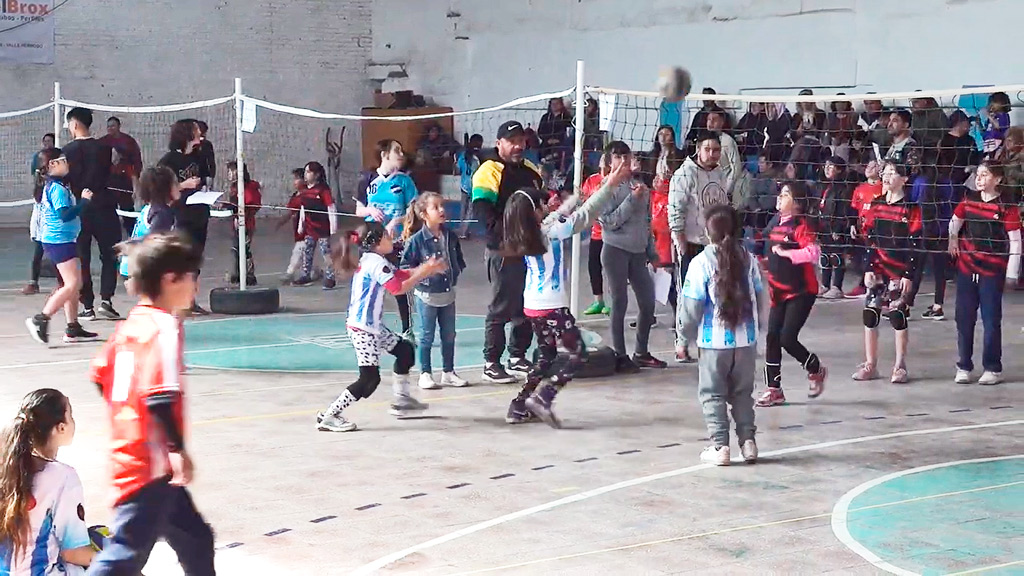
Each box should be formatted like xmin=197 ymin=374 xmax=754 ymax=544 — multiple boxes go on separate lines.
xmin=953 ymin=193 xmax=1022 ymax=277
xmin=650 ymin=178 xmax=672 ymax=267
xmin=90 ymin=305 xmax=185 ymax=504
xmin=286 ymin=183 xmax=334 ymax=240
xmin=765 ymin=214 xmax=818 ymax=303
xmin=581 ymin=173 xmax=604 ymax=240
xmin=851 ymin=181 xmax=883 ymax=229
xmin=229 ymin=180 xmax=263 ymax=231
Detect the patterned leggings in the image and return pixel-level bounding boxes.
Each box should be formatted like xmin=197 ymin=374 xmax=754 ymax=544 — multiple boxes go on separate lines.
xmin=526 ymin=307 xmax=586 ymax=389
xmin=302 ymin=236 xmax=335 ymax=281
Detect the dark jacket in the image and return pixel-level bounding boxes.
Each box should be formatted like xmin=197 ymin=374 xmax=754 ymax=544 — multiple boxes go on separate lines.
xmin=470 ymin=148 xmax=544 ymax=249
xmin=401 ymin=224 xmax=466 ymax=293
xmin=813 ymin=178 xmax=854 ymax=240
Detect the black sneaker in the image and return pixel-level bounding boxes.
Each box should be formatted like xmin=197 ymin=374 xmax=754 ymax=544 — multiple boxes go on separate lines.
xmin=78 ymin=308 xmax=96 ymax=321
xmin=98 ymin=301 xmax=121 ymax=320
xmin=524 ymin=383 xmax=561 ymax=429
xmin=228 ymin=273 xmax=240 ymax=285
xmin=322 ymin=278 xmax=336 ymax=290
xmin=25 ymin=314 xmax=49 ymax=345
xmin=63 ymin=322 xmax=98 ymax=343
xmin=629 ymin=317 xmax=659 ymax=329
xmin=245 ymin=275 xmax=258 ymax=286
xmin=190 ymin=304 xmax=210 ymax=316
xmin=483 ymin=362 xmax=517 ymax=384
xmin=921 ymin=306 xmax=945 ymax=321
xmin=633 ymin=352 xmax=668 ymax=369
xmin=505 ymin=395 xmax=535 ymax=424
xmin=292 ymin=276 xmax=314 ymax=287
xmin=507 ymin=356 xmax=532 ymax=375
xmin=615 ymin=355 xmax=641 ymax=374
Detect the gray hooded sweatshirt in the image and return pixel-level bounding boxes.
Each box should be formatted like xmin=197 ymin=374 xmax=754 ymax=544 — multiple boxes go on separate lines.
xmin=668 ymin=156 xmax=728 ymax=246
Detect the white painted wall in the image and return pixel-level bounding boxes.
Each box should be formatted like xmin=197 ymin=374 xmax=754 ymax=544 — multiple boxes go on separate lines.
xmin=374 ymin=0 xmax=1024 ymax=110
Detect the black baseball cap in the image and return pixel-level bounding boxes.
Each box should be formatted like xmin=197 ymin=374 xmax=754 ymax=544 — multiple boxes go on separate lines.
xmin=497 ymin=120 xmax=525 ymax=140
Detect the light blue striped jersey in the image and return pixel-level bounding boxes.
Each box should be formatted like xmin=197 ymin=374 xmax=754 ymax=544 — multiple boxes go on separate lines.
xmin=347 ymin=252 xmax=401 ymax=334
xmin=523 ymin=215 xmax=578 ymax=311
xmin=681 ymin=245 xmax=763 ymax=349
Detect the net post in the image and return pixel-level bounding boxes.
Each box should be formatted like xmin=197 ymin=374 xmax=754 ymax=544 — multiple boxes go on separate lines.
xmin=53 ymin=82 xmax=61 ymax=147
xmin=569 ymin=59 xmax=585 ymax=318
xmin=234 ymin=77 xmax=247 ymax=290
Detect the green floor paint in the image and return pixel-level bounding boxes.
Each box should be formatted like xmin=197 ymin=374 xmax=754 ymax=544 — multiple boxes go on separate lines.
xmin=843 ymin=458 xmax=1023 ymax=576
xmin=184 ymin=312 xmax=600 ymax=373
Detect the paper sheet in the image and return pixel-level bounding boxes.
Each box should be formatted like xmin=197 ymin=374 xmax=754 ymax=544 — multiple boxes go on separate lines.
xmin=651 ymin=267 xmax=673 ymax=306
xmin=242 ymin=99 xmax=257 ymax=133
xmin=186 ymin=191 xmax=223 ymax=206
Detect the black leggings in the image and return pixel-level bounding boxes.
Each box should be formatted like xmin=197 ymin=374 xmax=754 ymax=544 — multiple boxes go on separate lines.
xmin=764 ymin=293 xmax=819 ymax=389
xmin=588 ymin=238 xmax=603 ymax=296
xmin=396 ymin=294 xmax=412 ymax=332
xmin=346 ymin=339 xmax=415 ymax=400
xmin=30 ymin=241 xmax=44 ymax=283
xmin=820 ymin=246 xmax=846 ymax=291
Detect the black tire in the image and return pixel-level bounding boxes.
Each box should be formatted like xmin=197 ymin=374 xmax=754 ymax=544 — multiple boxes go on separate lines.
xmin=533 ymin=345 xmax=618 ymax=379
xmin=208 ymin=286 xmax=280 ymax=315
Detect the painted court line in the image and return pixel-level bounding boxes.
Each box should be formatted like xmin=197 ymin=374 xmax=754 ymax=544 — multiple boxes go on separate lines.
xmin=445 ymin=480 xmax=1023 ymax=575
xmin=831 ymin=455 xmax=1023 ymax=576
xmin=352 ymin=420 xmax=1023 ymax=575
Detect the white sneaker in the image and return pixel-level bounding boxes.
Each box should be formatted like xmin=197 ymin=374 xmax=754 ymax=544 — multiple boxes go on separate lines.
xmin=823 ymin=287 xmax=844 ymax=299
xmin=419 ymin=372 xmax=440 ymax=390
xmin=954 ymin=369 xmax=972 ymax=384
xmin=741 ymin=439 xmax=758 ymax=463
xmin=317 ymin=413 xmax=357 ymax=432
xmin=441 ymin=371 xmax=469 ymax=387
xmin=700 ymin=445 xmax=731 ymax=466
xmin=979 ymin=371 xmax=1003 ymax=386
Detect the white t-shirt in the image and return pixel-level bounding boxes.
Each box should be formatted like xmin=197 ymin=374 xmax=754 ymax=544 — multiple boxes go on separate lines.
xmin=0 ymin=461 xmax=91 ymax=576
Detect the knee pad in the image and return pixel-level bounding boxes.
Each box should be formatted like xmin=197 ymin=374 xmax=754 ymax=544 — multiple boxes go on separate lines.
xmin=353 ymin=366 xmax=382 ymax=399
xmin=391 ymin=339 xmax=415 ymax=374
xmin=819 ymin=254 xmax=832 ymax=269
xmin=863 ymin=307 xmax=881 ymax=329
xmin=829 ymin=253 xmax=843 ymax=269
xmin=888 ymin=306 xmax=909 ymax=331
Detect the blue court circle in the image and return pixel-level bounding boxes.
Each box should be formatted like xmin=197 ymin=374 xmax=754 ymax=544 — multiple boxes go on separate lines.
xmin=833 ymin=456 xmax=1023 ymax=576
xmin=183 ymin=312 xmax=601 ymax=373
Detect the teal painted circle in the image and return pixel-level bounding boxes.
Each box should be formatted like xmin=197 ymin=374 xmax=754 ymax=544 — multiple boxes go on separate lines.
xmin=184 ymin=312 xmax=601 ymax=372
xmin=838 ymin=457 xmax=1023 ymax=576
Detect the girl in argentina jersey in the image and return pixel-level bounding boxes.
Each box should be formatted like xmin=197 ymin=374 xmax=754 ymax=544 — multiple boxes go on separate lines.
xmin=497 ymin=161 xmax=631 ymax=428
xmin=316 ymin=222 xmax=447 ymax=433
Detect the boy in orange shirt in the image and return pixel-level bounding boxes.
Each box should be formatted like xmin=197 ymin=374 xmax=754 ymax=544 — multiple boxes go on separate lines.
xmin=88 ymin=232 xmax=215 ymax=575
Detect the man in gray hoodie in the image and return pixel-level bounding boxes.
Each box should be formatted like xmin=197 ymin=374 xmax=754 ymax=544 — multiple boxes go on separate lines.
xmin=598 ymin=141 xmax=668 ymax=373
xmin=669 ymin=131 xmax=728 ymax=362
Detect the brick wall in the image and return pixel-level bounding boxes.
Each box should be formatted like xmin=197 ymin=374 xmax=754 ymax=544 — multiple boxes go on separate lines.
xmin=0 ymin=0 xmax=373 ymax=224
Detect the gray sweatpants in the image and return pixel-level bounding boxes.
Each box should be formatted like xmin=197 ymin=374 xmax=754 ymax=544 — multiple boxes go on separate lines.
xmin=698 ymin=346 xmax=757 ymax=447
xmin=601 ymin=243 xmax=655 ymax=356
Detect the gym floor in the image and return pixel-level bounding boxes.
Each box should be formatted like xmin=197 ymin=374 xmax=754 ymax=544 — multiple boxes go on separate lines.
xmin=0 ymin=221 xmax=1020 ymax=576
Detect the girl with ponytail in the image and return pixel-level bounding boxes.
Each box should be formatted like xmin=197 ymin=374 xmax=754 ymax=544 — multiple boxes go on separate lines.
xmin=678 ymin=204 xmax=766 ymax=466
xmin=0 ymin=388 xmax=94 ymax=573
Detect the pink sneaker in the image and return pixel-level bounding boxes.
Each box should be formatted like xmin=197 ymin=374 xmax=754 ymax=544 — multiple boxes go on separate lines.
xmin=808 ymin=366 xmax=827 ymax=398
xmin=756 ymin=387 xmax=786 ymax=407
xmin=852 ymin=362 xmax=880 ymax=381
xmin=890 ymin=366 xmax=909 ymax=384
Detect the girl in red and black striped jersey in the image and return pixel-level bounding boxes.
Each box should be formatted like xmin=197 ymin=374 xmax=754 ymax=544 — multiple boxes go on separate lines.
xmin=948 ymin=162 xmax=1021 ymax=385
xmin=853 ymin=161 xmax=922 ymax=384
xmin=756 ymin=181 xmax=828 ymax=407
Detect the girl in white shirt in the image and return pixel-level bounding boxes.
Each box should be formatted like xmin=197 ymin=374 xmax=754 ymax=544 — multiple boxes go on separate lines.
xmin=0 ymin=389 xmax=93 ymax=575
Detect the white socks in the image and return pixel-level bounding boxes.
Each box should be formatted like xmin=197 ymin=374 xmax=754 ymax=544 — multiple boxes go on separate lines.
xmin=327 ymin=389 xmax=357 ymax=417
xmin=392 ymin=372 xmax=410 ymax=397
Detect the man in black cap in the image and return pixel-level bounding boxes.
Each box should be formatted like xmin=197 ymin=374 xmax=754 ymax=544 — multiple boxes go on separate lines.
xmin=471 ymin=120 xmax=544 ymax=396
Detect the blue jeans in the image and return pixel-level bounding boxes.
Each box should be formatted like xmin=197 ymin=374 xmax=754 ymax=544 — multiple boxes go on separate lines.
xmin=415 ymin=296 xmax=456 ymax=373
xmin=87 ymin=478 xmax=215 ymax=576
xmin=955 ymin=271 xmax=1004 ymax=373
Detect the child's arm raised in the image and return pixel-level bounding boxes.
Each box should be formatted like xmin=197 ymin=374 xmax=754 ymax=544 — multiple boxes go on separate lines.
xmin=542 ymin=163 xmax=633 ymax=240
xmin=383 ymin=257 xmax=448 ymax=296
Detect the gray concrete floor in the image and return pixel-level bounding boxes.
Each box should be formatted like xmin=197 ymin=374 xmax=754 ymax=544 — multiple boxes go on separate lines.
xmin=0 ymin=223 xmax=1020 ymax=575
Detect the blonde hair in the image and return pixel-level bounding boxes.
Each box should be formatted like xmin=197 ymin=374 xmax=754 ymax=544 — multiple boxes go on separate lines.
xmin=402 ymin=192 xmax=444 ymax=240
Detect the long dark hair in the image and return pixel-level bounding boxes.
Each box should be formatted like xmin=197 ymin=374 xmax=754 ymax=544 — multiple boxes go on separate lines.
xmin=168 ymin=119 xmax=197 ymax=152
xmin=0 ymin=389 xmax=68 ymax=557
xmin=705 ymin=205 xmax=752 ymax=329
xmin=32 ymin=148 xmax=62 ymax=202
xmin=501 ymin=188 xmax=547 ymax=257
xmin=227 ymin=161 xmax=252 ymax=184
xmin=304 ymin=161 xmax=328 ymax=188
xmin=331 ymin=221 xmax=387 ymax=273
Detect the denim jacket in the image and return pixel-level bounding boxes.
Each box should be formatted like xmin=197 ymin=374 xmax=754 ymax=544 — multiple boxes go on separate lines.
xmin=400 ymin=224 xmax=466 ymax=293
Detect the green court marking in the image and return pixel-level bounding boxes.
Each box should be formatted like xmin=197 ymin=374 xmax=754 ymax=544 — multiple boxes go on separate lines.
xmin=835 ymin=456 xmax=1023 ymax=576
xmin=184 ymin=312 xmax=600 ymax=373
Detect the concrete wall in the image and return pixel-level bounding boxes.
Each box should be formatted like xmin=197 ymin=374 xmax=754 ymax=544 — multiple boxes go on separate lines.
xmin=0 ymin=0 xmax=373 ymax=224
xmin=373 ymin=0 xmax=1023 ymax=111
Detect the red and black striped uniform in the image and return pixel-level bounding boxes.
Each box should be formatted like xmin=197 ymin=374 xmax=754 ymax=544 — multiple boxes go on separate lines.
xmin=863 ymin=196 xmax=922 ymax=280
xmin=953 ymin=193 xmax=1022 ymax=277
xmin=765 ymin=213 xmax=818 ymax=304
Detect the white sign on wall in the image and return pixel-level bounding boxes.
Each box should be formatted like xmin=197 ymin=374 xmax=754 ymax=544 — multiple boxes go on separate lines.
xmin=0 ymin=0 xmax=55 ymax=64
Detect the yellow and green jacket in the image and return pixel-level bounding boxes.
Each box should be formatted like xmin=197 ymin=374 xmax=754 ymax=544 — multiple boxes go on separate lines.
xmin=471 ymin=148 xmax=543 ymax=249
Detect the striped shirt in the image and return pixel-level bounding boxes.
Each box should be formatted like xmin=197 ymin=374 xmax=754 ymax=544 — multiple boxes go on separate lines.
xmin=524 ymin=218 xmax=573 ymax=312
xmin=347 ymin=252 xmax=406 ymax=334
xmin=680 ymin=245 xmax=763 ymax=349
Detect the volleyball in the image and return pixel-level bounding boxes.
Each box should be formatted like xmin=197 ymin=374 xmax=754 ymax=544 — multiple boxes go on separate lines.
xmin=658 ymin=66 xmax=692 ymax=102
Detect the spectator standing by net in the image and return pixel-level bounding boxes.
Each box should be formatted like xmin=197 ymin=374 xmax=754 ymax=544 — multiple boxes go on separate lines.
xmin=63 ymin=107 xmax=122 ymax=322
xmin=456 ymin=133 xmax=483 ymax=239
xmin=472 ymin=121 xmax=543 ymax=384
xmin=193 ymin=120 xmax=216 ymax=188
xmin=158 ymin=119 xmax=207 ymax=314
xmin=99 ymin=116 xmax=143 ymax=238
xmin=23 ymin=133 xmax=61 ymax=296
xmin=814 ymin=156 xmax=855 ymax=299
xmin=538 ymin=98 xmax=573 ymax=170
xmin=224 ymin=161 xmax=262 ymax=286
xmin=669 ymin=131 xmax=728 ymax=364
xmin=910 ymin=95 xmax=949 ymax=149
xmin=981 ymin=92 xmax=1011 ymax=157
xmin=885 ymin=109 xmax=920 ymax=168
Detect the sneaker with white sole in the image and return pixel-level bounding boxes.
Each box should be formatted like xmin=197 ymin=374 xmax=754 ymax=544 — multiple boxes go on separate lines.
xmin=954 ymin=369 xmax=972 ymax=384
xmin=98 ymin=300 xmax=121 ymax=320
xmin=389 ymin=395 xmax=429 ymax=417
xmin=823 ymin=286 xmax=844 ymax=299
xmin=441 ymin=372 xmax=469 ymax=387
xmin=700 ymin=445 xmax=731 ymax=466
xmin=317 ymin=413 xmax=357 ymax=432
xmin=78 ymin=308 xmax=96 ymax=322
xmin=63 ymin=322 xmax=98 ymax=343
xmin=418 ymin=372 xmax=440 ymax=390
xmin=507 ymin=356 xmax=532 ymax=375
xmin=741 ymin=439 xmax=758 ymax=463
xmin=25 ymin=314 xmax=49 ymax=345
xmin=482 ymin=362 xmax=517 ymax=384
xmin=978 ymin=371 xmax=1003 ymax=386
